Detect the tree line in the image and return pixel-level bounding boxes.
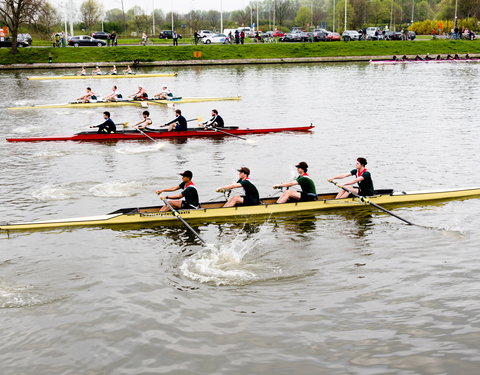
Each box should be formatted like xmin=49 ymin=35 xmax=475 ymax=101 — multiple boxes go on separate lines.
xmin=2 ymin=0 xmax=479 ymax=53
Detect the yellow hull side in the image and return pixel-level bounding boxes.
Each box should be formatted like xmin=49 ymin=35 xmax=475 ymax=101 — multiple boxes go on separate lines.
xmin=27 ymin=73 xmax=178 ymax=80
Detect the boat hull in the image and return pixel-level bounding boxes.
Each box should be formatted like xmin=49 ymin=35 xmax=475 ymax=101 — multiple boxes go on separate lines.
xmin=1 ymin=187 xmax=479 ymax=231
xmin=6 ymin=125 xmax=314 ymax=142
xmin=8 ymin=96 xmax=241 ymax=110
xmin=27 ymin=73 xmax=178 ymax=80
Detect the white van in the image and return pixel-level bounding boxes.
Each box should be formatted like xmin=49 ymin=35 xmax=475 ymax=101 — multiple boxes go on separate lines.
xmin=237 ymin=27 xmax=253 ymax=36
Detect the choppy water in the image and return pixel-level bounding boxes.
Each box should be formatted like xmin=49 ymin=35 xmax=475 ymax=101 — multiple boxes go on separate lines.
xmin=1 ymin=62 xmax=480 ymax=374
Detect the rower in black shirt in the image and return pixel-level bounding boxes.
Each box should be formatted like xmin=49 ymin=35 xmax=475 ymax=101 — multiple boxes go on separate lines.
xmin=164 ymin=109 xmax=187 ymax=131
xmin=216 ymin=167 xmax=260 ymax=207
xmin=90 ymin=111 xmax=116 ymax=134
xmin=202 ymin=109 xmax=224 ymax=128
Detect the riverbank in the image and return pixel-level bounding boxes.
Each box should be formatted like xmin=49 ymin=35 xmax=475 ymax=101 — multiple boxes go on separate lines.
xmin=1 ymin=40 xmax=479 ymax=68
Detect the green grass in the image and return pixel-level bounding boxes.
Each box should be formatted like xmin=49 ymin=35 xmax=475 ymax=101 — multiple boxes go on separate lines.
xmin=2 ymin=40 xmax=480 ymax=65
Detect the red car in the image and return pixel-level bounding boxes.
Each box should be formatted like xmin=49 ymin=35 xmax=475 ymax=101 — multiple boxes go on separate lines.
xmin=272 ymin=30 xmax=285 ymax=37
xmin=326 ymin=32 xmax=341 ymax=41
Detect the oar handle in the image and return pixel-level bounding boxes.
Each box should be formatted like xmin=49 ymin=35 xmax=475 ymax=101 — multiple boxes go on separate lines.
xmin=328 ymin=180 xmax=415 ymax=226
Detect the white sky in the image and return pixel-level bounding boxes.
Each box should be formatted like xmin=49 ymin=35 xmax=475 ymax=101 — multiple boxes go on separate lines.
xmin=73 ymin=0 xmax=253 ymax=14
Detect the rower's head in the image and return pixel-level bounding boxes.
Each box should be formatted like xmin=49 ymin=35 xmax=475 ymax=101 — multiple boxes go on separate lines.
xmin=179 ymin=170 xmax=193 ymax=181
xmin=162 ymin=85 xmax=167 ymax=89
xmin=211 ymin=109 xmax=218 ymax=116
xmin=142 ymin=110 xmax=149 ymax=118
xmin=113 ymin=85 xmax=117 ymax=90
xmin=356 ymin=157 xmax=367 ymax=169
xmin=86 ymin=87 xmax=92 ymax=92
xmin=175 ymin=109 xmax=182 ymax=116
xmin=103 ymin=111 xmax=110 ymax=119
xmin=295 ymin=161 xmax=308 ymax=174
xmin=237 ymin=167 xmax=250 ymax=178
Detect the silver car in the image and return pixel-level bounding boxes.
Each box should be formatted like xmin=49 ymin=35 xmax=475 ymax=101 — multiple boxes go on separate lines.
xmin=342 ymin=30 xmax=360 ymax=41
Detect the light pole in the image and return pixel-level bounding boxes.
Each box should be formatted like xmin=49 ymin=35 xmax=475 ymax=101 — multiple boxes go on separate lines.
xmin=273 ymin=0 xmax=276 ymax=30
xmin=152 ymin=0 xmax=155 ymax=36
xmin=220 ymin=0 xmax=223 ymax=33
xmin=333 ymin=0 xmax=335 ymax=32
xmin=411 ymin=0 xmax=414 ymax=24
xmin=171 ymin=0 xmax=174 ymax=32
xmin=454 ymin=0 xmax=459 ymax=28
xmin=344 ymin=0 xmax=347 ymax=30
xmin=256 ymin=1 xmax=259 ymax=32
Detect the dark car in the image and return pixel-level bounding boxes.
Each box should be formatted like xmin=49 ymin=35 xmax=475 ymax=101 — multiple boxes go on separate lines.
xmin=407 ymin=31 xmax=416 ymax=40
xmin=92 ymin=31 xmax=110 ymax=40
xmin=159 ymin=30 xmax=173 ymax=39
xmin=385 ymin=31 xmax=403 ymax=40
xmin=313 ymin=30 xmax=328 ymax=42
xmin=0 ymin=36 xmax=29 ymax=48
xmin=279 ymin=32 xmax=303 ymax=42
xmin=68 ymin=35 xmax=106 ymax=47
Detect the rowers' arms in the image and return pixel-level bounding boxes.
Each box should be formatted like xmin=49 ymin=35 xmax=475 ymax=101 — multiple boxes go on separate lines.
xmin=216 ymin=183 xmax=242 ymax=192
xmin=273 ymin=180 xmax=297 ymax=189
xmin=158 ymin=192 xmax=184 ymax=200
xmin=155 ymin=185 xmax=181 ymax=195
xmin=133 ymin=119 xmax=152 ymax=129
xmin=90 ymin=119 xmax=108 ymax=128
xmin=341 ymin=176 xmax=364 ymax=186
xmin=163 ymin=118 xmax=178 ymax=127
xmin=327 ymin=173 xmax=352 ymax=181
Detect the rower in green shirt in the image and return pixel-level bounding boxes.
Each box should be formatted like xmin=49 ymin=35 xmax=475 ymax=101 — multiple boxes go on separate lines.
xmin=273 ymin=161 xmax=317 ymax=203
xmin=216 ymin=167 xmax=260 ymax=207
xmin=328 ymin=157 xmax=374 ymax=198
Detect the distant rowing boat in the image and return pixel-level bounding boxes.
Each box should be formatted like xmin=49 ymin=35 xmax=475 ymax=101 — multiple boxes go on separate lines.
xmin=8 ymin=96 xmax=241 ymax=110
xmin=27 ymin=73 xmax=178 ymax=80
xmin=370 ymin=58 xmax=480 ymax=65
xmin=1 ymin=187 xmax=479 ymax=231
xmin=6 ymin=125 xmax=314 ymax=142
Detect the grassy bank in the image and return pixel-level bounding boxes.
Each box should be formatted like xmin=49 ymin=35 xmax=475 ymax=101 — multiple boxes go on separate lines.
xmin=2 ymin=40 xmax=480 ymax=65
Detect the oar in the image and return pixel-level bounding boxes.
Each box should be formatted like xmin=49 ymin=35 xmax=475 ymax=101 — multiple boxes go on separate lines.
xmin=210 ymin=127 xmax=257 ymax=145
xmin=135 ymin=127 xmax=158 ymax=143
xmin=161 ymin=198 xmax=207 ymax=246
xmin=328 ymin=180 xmax=415 ymax=226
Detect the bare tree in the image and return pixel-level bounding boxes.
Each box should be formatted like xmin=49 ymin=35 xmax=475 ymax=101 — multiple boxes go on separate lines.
xmin=0 ymin=0 xmax=45 ymax=53
xmin=80 ymin=0 xmax=103 ymax=32
xmin=34 ymin=1 xmax=60 ymax=36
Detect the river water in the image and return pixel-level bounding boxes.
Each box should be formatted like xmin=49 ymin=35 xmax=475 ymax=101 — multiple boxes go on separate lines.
xmin=1 ymin=62 xmax=480 ymax=375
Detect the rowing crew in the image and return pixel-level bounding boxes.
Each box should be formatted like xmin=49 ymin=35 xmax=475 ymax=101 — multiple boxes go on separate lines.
xmin=392 ymin=53 xmax=473 ymax=61
xmin=75 ymin=84 xmax=176 ymax=103
xmin=155 ymin=158 xmax=374 ymax=212
xmin=77 ymin=64 xmax=135 ymax=76
xmin=89 ymin=109 xmax=225 ymax=134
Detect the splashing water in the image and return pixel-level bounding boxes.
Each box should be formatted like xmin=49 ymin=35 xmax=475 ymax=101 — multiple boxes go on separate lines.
xmin=89 ymin=180 xmax=143 ymax=197
xmin=35 ymin=150 xmax=69 ymax=159
xmin=180 ymin=226 xmax=276 ymax=286
xmin=115 ymin=143 xmax=164 ymax=154
xmin=0 ymin=283 xmax=52 ymax=309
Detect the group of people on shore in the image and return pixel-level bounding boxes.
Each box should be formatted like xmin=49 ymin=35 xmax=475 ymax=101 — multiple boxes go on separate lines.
xmin=155 ymin=158 xmax=374 ymax=212
xmin=77 ymin=64 xmax=134 ymax=76
xmin=89 ymin=109 xmax=225 ymax=134
xmin=76 ymin=84 xmax=176 ymax=103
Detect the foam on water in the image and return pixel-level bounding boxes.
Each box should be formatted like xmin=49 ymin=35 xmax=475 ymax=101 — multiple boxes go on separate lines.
xmin=35 ymin=150 xmax=69 ymax=159
xmin=180 ymin=226 xmax=279 ymax=286
xmin=89 ymin=180 xmax=143 ymax=197
xmin=14 ymin=126 xmax=42 ymax=134
xmin=0 ymin=283 xmax=51 ymax=309
xmin=115 ymin=143 xmax=165 ymax=154
xmin=32 ymin=184 xmax=79 ymax=201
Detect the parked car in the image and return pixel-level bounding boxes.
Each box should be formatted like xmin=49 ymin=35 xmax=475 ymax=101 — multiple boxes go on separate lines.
xmin=407 ymin=31 xmax=416 ymax=40
xmin=279 ymin=32 xmax=304 ymax=42
xmin=0 ymin=36 xmax=29 ymax=48
xmin=159 ymin=30 xmax=173 ymax=39
xmin=92 ymin=31 xmax=109 ymax=40
xmin=385 ymin=31 xmax=403 ymax=40
xmin=366 ymin=27 xmax=380 ymax=39
xmin=68 ymin=35 xmax=106 ymax=47
xmin=313 ymin=30 xmax=328 ymax=42
xmin=198 ymin=30 xmax=214 ymax=38
xmin=271 ymin=30 xmax=285 ymax=37
xmin=342 ymin=30 xmax=360 ymax=41
xmin=325 ymin=32 xmax=341 ymax=41
xmin=18 ymin=33 xmax=32 ymax=45
xmin=203 ymin=33 xmax=229 ymax=44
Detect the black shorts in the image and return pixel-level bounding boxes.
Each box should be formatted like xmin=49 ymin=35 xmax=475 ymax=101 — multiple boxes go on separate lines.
xmin=181 ymin=201 xmax=199 ymax=209
xmin=299 ymin=192 xmax=317 ymax=202
xmin=240 ymin=196 xmax=260 ymax=206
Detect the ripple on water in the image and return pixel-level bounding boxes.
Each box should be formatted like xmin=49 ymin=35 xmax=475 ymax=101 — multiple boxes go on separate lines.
xmin=0 ymin=282 xmax=61 ymax=309
xmin=89 ymin=180 xmax=144 ymax=197
xmin=115 ymin=143 xmax=165 ymax=154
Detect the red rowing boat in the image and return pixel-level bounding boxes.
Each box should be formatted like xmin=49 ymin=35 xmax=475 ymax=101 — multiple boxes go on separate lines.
xmin=6 ymin=125 xmax=314 ymax=142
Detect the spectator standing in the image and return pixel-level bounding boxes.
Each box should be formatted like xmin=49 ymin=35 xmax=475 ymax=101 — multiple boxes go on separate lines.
xmin=106 ymin=33 xmax=111 ymax=46
xmin=60 ymin=31 xmax=66 ymax=47
xmin=193 ymin=30 xmax=200 ymax=45
xmin=240 ymin=30 xmax=245 ymax=44
xmin=111 ymin=31 xmax=118 ymax=46
xmin=173 ymin=31 xmax=179 ymax=46
xmin=234 ymin=30 xmax=240 ymax=44
xmin=228 ymin=31 xmax=233 ymax=44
